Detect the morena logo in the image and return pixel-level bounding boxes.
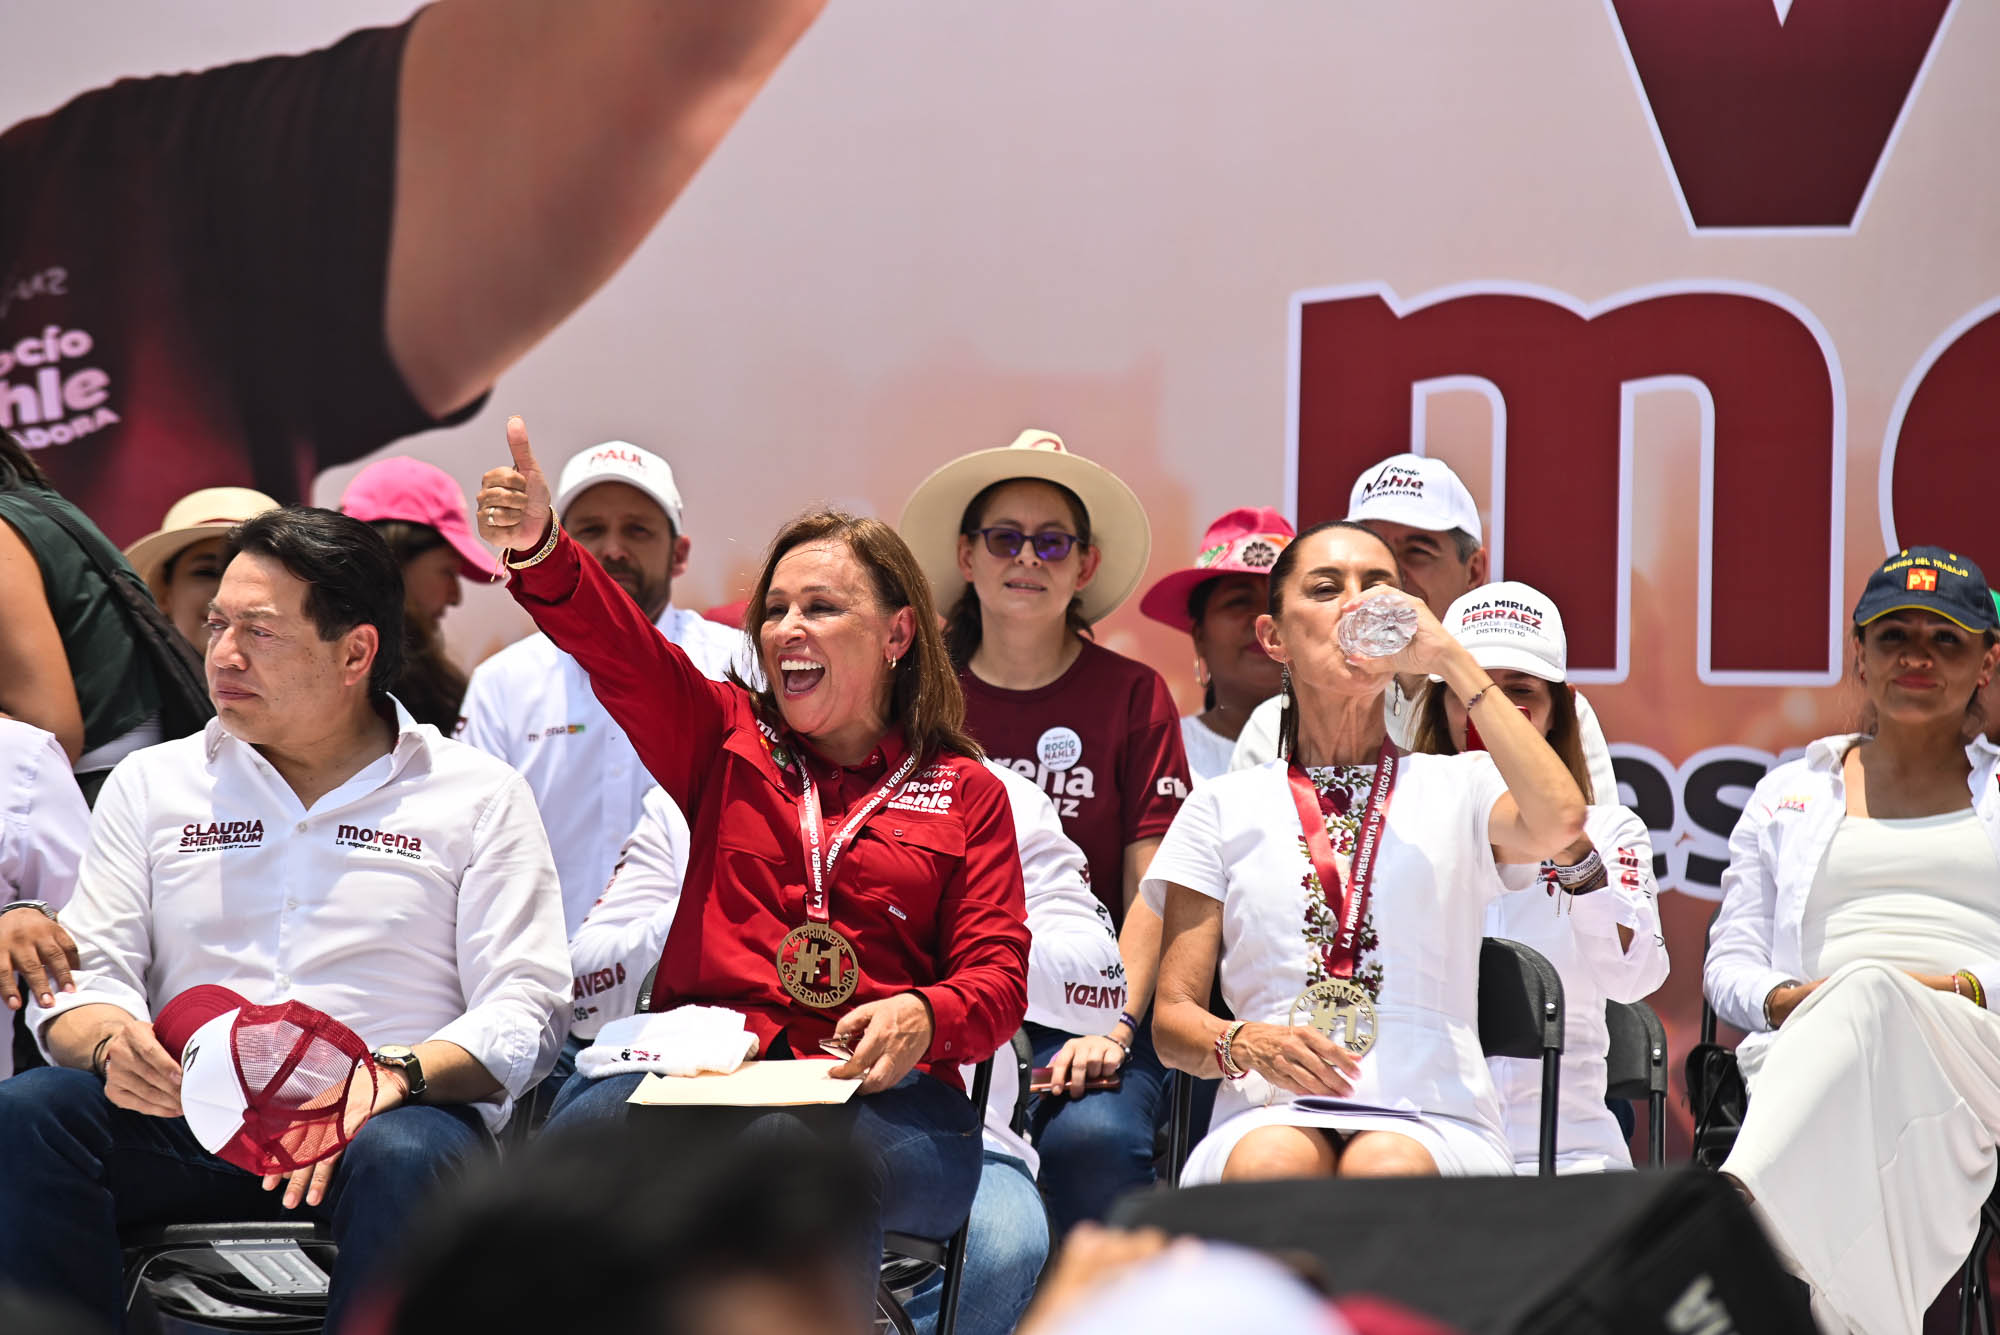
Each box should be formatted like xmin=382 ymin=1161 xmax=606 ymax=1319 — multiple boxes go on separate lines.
xmin=335 ymin=824 xmax=424 ymax=859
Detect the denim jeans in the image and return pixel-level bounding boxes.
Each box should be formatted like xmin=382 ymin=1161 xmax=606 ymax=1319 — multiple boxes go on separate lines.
xmin=544 ymin=1063 xmax=983 ymax=1301
xmin=0 ymin=1065 xmax=490 ymax=1333
xmin=902 ymin=1150 xmax=1049 ymax=1335
xmin=1025 ymin=1019 xmax=1172 ymax=1234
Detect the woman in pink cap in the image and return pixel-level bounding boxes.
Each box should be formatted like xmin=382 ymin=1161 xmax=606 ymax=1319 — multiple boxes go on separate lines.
xmin=1138 ymin=508 xmax=1294 ymax=781
xmin=341 ymin=457 xmax=492 ymax=730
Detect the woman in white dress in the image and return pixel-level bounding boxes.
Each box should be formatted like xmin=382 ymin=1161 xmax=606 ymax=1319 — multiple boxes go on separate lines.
xmin=1150 ymin=520 xmax=1588 ymax=1183
xmin=1708 ymin=546 xmax=2000 ymax=1335
xmin=1136 ymin=508 xmax=1295 ymax=782
xmin=1409 ymin=581 xmax=1670 ymax=1173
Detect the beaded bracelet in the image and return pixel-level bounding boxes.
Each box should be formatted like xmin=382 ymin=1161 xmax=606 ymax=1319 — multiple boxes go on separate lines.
xmin=1958 ymin=970 xmax=1987 ymax=1009
xmin=1215 ymin=1020 xmax=1249 ymax=1081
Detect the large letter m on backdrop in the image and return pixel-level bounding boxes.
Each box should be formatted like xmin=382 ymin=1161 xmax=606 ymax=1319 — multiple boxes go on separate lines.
xmin=1286 ymin=282 xmax=1846 ymax=686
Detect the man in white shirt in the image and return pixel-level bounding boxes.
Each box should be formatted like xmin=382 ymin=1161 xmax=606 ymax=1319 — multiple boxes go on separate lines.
xmin=1230 ymin=453 xmax=1618 ymax=802
xmin=558 ymin=764 xmax=1120 ymax=1335
xmin=457 ymin=439 xmax=745 ymax=934
xmin=0 ymin=507 xmax=569 ymax=1333
xmin=0 ymin=719 xmax=91 ymax=1080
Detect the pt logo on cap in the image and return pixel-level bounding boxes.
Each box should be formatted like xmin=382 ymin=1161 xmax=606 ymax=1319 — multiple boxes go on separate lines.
xmin=1036 ymin=726 xmax=1083 ymax=772
xmin=1908 ymin=567 xmax=1938 ymax=591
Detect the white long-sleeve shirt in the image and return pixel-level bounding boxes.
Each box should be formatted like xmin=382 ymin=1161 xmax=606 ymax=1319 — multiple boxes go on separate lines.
xmin=1488 ymin=802 xmax=1670 ymax=1172
xmin=30 ymin=703 xmax=571 ymax=1131
xmin=2 ymin=720 xmax=91 ymax=1080
xmin=1228 ymin=681 xmax=1620 ymax=807
xmin=456 ymin=604 xmax=747 ymax=934
xmin=565 ymin=760 xmax=1120 ymax=1171
xmin=1706 ymin=732 xmax=2000 ymax=1076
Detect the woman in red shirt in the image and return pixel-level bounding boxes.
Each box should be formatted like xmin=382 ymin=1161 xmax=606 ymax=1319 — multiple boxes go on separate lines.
xmin=901 ymin=429 xmax=1191 ymax=1233
xmin=477 ymin=418 xmax=1028 ymax=1276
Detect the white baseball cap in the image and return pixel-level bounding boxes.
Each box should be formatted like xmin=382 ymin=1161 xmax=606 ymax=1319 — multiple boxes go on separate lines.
xmin=1346 ymin=453 xmax=1483 ymax=544
xmin=556 ymin=441 xmax=685 ymax=534
xmin=1437 ymin=581 xmax=1567 ymax=683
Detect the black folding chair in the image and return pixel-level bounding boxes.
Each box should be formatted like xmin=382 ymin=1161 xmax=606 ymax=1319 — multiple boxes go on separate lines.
xmin=123 ymin=1220 xmax=334 ymax=1332
xmin=879 ymin=1052 xmax=998 ymax=1335
xmin=1478 ymin=937 xmax=1566 ymax=1177
xmin=1604 ymin=999 xmax=1669 ymax=1167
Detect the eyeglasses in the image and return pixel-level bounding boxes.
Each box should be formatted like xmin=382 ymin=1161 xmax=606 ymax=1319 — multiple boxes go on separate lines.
xmin=972 ymin=527 xmax=1083 ymax=563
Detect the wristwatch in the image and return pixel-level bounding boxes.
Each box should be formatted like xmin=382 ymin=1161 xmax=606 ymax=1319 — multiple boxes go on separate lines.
xmin=0 ymin=900 xmax=57 ymax=921
xmin=372 ymin=1045 xmax=427 ymax=1100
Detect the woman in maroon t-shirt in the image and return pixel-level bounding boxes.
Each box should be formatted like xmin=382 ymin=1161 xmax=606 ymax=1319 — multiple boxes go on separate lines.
xmin=902 ymin=428 xmax=1191 ymax=1232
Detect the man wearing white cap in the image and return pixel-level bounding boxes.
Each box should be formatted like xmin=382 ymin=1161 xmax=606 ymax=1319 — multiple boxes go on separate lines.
xmin=458 ymin=440 xmax=746 ymax=937
xmin=1230 ymin=454 xmax=1617 ymax=804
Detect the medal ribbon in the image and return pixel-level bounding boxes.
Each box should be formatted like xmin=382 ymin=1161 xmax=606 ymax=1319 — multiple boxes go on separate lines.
xmin=793 ymin=750 xmax=920 ymax=924
xmin=1285 ymin=736 xmax=1400 ymax=980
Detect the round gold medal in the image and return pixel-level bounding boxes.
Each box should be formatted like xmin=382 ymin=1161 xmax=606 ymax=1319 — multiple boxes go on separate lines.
xmin=775 ymin=923 xmax=860 ymax=1009
xmin=1289 ymin=977 xmax=1378 ymax=1057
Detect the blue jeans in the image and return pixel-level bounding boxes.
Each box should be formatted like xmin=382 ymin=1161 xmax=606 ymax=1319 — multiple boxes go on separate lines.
xmin=1025 ymin=1020 xmax=1171 ymax=1234
xmin=545 ymin=1064 xmax=982 ymax=1295
xmin=0 ymin=1065 xmax=490 ymax=1333
xmin=902 ymin=1151 xmax=1048 ymax=1335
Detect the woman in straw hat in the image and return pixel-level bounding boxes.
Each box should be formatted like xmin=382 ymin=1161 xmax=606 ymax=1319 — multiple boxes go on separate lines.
xmin=901 ymin=429 xmax=1191 ymax=1232
xmin=1137 ymin=507 xmax=1295 ymax=782
xmin=124 ymin=487 xmax=280 ymax=651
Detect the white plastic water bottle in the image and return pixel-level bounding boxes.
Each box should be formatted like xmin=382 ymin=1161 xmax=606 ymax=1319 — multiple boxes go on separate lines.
xmin=1337 ymin=598 xmax=1419 ymax=658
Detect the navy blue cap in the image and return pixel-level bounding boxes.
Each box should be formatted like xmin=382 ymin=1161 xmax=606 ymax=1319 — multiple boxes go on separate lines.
xmin=1853 ymin=546 xmax=1998 ymax=634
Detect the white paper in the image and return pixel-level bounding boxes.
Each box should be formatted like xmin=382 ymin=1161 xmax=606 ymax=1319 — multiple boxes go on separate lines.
xmin=626 ymin=1057 xmax=862 ymax=1107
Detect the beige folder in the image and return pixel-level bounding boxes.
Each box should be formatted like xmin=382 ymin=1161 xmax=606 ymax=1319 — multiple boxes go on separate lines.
xmin=625 ymin=1058 xmax=863 ymax=1108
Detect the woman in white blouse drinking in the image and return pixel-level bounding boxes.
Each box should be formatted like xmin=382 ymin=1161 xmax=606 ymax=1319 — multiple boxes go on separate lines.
xmin=1709 ymin=546 xmax=2000 ymax=1335
xmin=1151 ymin=520 xmax=1586 ymax=1183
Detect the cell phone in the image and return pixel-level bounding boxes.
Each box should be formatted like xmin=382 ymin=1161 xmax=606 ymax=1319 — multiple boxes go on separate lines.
xmin=818 ymin=1036 xmax=855 ymax=1060
xmin=1029 ymin=1067 xmax=1124 ymax=1094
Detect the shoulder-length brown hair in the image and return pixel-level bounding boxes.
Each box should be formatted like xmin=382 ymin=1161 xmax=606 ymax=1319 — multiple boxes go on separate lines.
xmin=1411 ymin=676 xmax=1596 ymax=804
xmin=731 ymin=510 xmax=981 ymax=767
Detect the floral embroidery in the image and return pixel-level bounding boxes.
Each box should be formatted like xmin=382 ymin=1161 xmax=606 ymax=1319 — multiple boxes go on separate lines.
xmin=1298 ymin=765 xmax=1385 ymax=999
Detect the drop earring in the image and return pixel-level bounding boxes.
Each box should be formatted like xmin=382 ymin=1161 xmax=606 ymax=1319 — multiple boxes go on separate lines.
xmin=1193 ymin=656 xmax=1210 ymax=688
xmin=1278 ymin=666 xmax=1292 ymax=709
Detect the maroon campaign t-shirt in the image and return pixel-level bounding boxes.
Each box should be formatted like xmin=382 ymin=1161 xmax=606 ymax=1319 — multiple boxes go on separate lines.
xmin=960 ymin=639 xmax=1191 ymax=926
xmin=0 ymin=18 xmax=481 ymax=546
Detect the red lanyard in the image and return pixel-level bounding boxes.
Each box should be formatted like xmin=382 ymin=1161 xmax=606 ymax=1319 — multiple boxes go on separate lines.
xmin=792 ymin=750 xmax=919 ymax=924
xmin=1285 ymin=737 xmax=1400 ymax=979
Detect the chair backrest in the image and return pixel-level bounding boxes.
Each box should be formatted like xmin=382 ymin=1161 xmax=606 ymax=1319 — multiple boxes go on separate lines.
xmin=1603 ymin=1000 xmax=1668 ymax=1103
xmin=1477 ymin=937 xmax=1565 ymax=1059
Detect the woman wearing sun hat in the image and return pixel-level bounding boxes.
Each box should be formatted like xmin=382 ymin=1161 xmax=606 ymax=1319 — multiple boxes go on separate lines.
xmin=124 ymin=487 xmax=280 ymax=650
xmin=1138 ymin=508 xmax=1294 ymax=781
xmin=1706 ymin=546 xmax=2000 ymax=1335
xmin=901 ymin=428 xmax=1191 ymax=1232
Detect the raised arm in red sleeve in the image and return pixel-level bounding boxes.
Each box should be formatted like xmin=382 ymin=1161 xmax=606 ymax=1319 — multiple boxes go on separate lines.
xmin=507 ymin=528 xmax=736 ymax=819
xmin=916 ymin=764 xmax=1031 ymax=1067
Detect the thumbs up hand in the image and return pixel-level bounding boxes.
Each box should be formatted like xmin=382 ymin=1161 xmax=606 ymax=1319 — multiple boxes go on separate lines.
xmin=477 ymin=415 xmax=553 ymax=553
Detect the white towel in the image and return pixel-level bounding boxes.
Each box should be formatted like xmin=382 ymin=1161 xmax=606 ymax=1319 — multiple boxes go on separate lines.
xmin=575 ymin=1006 xmax=760 ymax=1080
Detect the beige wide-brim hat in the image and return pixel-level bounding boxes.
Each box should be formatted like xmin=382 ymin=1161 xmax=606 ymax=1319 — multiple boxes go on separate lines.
xmin=899 ymin=429 xmax=1152 ymax=625
xmin=124 ymin=487 xmax=281 ymax=596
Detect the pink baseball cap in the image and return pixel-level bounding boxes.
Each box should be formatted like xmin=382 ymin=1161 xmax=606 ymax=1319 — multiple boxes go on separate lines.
xmin=154 ymin=984 xmax=379 ymax=1176
xmin=1138 ymin=507 xmax=1295 ymax=629
xmin=340 ymin=457 xmax=491 ymax=580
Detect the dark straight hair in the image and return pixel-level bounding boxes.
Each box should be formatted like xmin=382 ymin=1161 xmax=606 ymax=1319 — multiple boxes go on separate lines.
xmin=224 ymin=507 xmax=406 ymax=696
xmin=1266 ymin=518 xmax=1398 ymax=762
xmin=943 ymin=477 xmax=1095 ymax=669
xmin=0 ymin=431 xmax=50 ymax=489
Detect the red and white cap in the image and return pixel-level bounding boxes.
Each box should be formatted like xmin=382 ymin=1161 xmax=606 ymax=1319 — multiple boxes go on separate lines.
xmin=1346 ymin=453 xmax=1483 ymax=545
xmin=153 ymin=985 xmax=378 ymax=1176
xmin=1437 ymin=581 xmax=1568 ymax=683
xmin=555 ymin=441 xmax=686 ymax=535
